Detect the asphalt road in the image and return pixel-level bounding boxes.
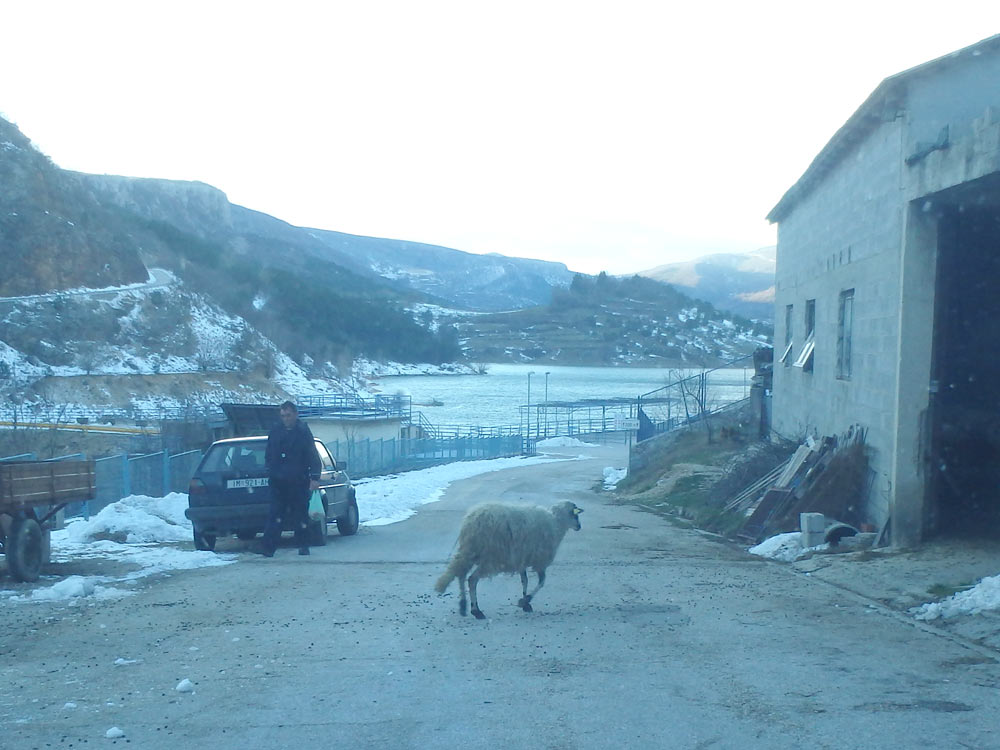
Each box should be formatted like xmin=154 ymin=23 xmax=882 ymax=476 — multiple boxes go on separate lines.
xmin=3 ymin=442 xmax=999 ymax=749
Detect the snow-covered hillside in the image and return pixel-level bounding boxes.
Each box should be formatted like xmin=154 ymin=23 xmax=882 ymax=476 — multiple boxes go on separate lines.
xmin=0 ymin=272 xmax=348 ymax=416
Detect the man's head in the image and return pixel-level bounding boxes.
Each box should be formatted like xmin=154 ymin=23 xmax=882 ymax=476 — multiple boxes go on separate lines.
xmin=279 ymin=401 xmax=298 ymax=428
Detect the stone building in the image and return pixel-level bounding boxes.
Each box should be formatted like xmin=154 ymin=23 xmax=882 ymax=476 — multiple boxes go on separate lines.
xmin=767 ymin=35 xmax=1000 ymax=545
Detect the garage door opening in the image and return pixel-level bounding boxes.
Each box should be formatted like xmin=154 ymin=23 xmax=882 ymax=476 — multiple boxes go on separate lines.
xmin=929 ymin=184 xmax=1000 ymax=537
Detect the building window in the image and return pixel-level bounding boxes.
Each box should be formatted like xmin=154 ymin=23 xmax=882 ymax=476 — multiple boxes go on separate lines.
xmin=837 ymin=289 xmax=854 ymax=379
xmin=793 ymin=299 xmax=816 ymax=371
xmin=780 ymin=304 xmax=794 ymax=365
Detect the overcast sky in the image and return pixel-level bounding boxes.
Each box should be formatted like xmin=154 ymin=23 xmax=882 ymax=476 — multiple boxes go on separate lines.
xmin=2 ymin=2 xmax=998 ymax=275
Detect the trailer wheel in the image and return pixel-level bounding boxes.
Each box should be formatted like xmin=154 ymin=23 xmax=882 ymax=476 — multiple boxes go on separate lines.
xmin=7 ymin=517 xmax=43 ymax=582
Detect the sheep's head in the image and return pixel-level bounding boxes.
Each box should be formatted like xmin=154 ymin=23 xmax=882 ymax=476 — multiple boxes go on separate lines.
xmin=552 ymin=501 xmax=583 ymax=531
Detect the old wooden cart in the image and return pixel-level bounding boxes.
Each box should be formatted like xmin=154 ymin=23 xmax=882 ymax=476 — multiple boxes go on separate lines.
xmin=0 ymin=460 xmax=96 ymax=582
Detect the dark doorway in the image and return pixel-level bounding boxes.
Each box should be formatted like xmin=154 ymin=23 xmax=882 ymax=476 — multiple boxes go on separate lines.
xmin=930 ymin=194 xmax=1000 ymax=536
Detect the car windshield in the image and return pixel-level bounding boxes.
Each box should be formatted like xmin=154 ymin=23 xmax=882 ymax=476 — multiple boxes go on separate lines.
xmin=200 ymin=441 xmax=267 ymax=474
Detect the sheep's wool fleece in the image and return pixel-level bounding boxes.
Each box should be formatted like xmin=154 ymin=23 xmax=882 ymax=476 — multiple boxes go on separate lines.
xmin=458 ymin=503 xmax=568 ymax=576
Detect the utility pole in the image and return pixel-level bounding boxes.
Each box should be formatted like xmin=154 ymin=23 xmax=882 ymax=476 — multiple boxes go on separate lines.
xmin=527 ymin=371 xmax=535 ymax=440
xmin=544 ymin=371 xmax=550 ymax=438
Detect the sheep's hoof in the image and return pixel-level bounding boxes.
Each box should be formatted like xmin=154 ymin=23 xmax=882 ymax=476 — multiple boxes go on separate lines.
xmin=518 ymin=596 xmax=533 ymax=612
xmin=472 ymin=608 xmax=486 ymax=620
xmin=459 ymin=599 xmax=467 ymax=616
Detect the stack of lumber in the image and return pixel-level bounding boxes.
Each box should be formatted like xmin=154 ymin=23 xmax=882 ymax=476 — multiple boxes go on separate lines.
xmin=729 ymin=428 xmax=867 ymax=543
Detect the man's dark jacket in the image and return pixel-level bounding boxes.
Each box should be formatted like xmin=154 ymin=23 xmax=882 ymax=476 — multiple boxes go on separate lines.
xmin=265 ymin=419 xmax=321 ymax=482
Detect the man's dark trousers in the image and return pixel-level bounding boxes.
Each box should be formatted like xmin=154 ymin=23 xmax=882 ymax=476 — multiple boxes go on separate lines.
xmin=262 ymin=478 xmax=309 ymax=552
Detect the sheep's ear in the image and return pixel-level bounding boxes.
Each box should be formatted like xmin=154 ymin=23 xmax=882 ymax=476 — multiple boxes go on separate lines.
xmin=572 ymin=507 xmax=583 ymax=515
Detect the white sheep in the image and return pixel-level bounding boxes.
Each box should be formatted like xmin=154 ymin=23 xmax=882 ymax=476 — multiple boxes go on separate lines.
xmin=434 ymin=501 xmax=583 ymax=619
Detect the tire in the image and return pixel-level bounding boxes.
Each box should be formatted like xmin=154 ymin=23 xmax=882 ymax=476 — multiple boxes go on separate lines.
xmin=193 ymin=529 xmax=217 ymax=552
xmin=336 ymin=500 xmax=359 ymax=537
xmin=309 ymin=505 xmax=329 ymax=547
xmin=236 ymin=530 xmax=257 ymax=541
xmin=6 ymin=517 xmax=43 ymax=582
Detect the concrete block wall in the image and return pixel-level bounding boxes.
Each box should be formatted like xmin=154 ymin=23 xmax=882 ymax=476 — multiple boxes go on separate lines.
xmin=772 ymin=117 xmax=906 ymax=527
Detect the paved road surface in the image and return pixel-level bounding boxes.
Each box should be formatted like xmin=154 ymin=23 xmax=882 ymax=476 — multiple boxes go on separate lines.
xmin=2 ymin=442 xmax=999 ymax=749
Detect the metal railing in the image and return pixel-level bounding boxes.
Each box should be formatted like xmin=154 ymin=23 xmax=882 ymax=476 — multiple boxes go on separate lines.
xmin=297 ymin=394 xmax=411 ymax=421
xmin=636 ymin=355 xmax=754 ymax=441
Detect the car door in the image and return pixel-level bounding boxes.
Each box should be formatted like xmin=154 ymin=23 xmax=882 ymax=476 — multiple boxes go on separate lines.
xmin=315 ymin=440 xmax=348 ymax=516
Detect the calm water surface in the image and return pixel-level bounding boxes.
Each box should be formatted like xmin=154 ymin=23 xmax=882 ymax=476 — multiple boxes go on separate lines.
xmin=376 ymin=364 xmax=752 ymax=429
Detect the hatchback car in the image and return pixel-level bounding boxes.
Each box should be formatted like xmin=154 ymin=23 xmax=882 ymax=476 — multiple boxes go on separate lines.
xmin=185 ymin=436 xmax=359 ymax=551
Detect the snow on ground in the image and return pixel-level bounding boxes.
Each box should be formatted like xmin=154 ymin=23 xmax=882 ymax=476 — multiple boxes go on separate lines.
xmin=752 ymin=533 xmax=1000 ymax=621
xmin=603 ymin=467 xmax=627 ymax=489
xmin=536 ymin=436 xmax=598 ymax=448
xmin=0 ymin=267 xmax=166 ymax=302
xmin=355 ymin=454 xmax=575 ymax=525
xmin=3 ymin=453 xmax=584 ymax=604
xmin=3 ymin=493 xmax=236 ymax=604
xmin=911 ymin=573 xmax=1000 ymax=620
xmin=748 ymin=532 xmax=828 ymax=562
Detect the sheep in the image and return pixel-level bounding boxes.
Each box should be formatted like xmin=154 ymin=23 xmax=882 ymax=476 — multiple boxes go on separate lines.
xmin=434 ymin=500 xmax=583 ymax=619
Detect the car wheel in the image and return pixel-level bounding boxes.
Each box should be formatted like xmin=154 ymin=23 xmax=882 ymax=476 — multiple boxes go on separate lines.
xmin=336 ymin=500 xmax=359 ymax=536
xmin=193 ymin=529 xmax=217 ymax=552
xmin=6 ymin=517 xmax=43 ymax=582
xmin=309 ymin=512 xmax=329 ymax=547
xmin=236 ymin=530 xmax=257 ymax=541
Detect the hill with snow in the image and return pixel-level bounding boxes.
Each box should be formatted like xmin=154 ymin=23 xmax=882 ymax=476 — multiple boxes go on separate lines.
xmin=638 ymin=246 xmax=776 ymax=320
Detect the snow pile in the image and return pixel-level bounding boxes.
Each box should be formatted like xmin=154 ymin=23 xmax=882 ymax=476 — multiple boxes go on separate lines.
xmin=603 ymin=467 xmax=627 ymax=489
xmin=355 ymin=454 xmax=572 ymax=525
xmin=536 ymin=436 xmax=598 ymax=449
xmin=911 ymin=573 xmax=1000 ymax=620
xmin=2 ymin=493 xmax=238 ymax=603
xmin=748 ymin=532 xmax=828 ymax=562
xmin=64 ymin=493 xmax=192 ymax=544
xmin=20 ymin=575 xmax=130 ymax=603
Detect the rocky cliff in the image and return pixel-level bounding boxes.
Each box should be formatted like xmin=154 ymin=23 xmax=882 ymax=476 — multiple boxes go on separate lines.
xmin=0 ymin=117 xmax=148 ymax=296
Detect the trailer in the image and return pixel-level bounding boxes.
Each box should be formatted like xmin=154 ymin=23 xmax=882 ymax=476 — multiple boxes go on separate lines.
xmin=0 ymin=460 xmax=96 ymax=582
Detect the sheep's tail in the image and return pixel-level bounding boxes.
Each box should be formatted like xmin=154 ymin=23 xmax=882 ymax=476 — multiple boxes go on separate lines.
xmin=434 ymin=549 xmax=471 ymax=593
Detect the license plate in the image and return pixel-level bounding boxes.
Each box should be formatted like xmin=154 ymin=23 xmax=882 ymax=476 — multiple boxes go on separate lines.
xmin=227 ymin=478 xmax=269 ymax=489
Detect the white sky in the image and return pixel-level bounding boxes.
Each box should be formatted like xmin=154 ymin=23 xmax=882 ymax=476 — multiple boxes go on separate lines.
xmin=2 ymin=1 xmax=998 ymax=275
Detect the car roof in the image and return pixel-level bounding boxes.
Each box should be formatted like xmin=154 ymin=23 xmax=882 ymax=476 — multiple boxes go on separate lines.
xmin=210 ymin=436 xmax=268 ymax=445
xmin=209 ymin=436 xmax=325 ymax=446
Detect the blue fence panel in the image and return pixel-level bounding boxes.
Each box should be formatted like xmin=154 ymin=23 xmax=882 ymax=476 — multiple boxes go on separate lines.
xmin=94 ymin=455 xmax=128 ymax=514
xmin=169 ymin=450 xmax=204 ymax=494
xmin=5 ymin=432 xmax=529 ymax=521
xmin=129 ymin=452 xmax=166 ymax=498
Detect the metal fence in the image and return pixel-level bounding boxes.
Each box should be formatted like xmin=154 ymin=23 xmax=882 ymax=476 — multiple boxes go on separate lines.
xmin=636 ymin=355 xmax=755 ymax=441
xmin=326 ymin=435 xmax=525 ymax=477
xmin=0 ymin=434 xmax=528 ymax=518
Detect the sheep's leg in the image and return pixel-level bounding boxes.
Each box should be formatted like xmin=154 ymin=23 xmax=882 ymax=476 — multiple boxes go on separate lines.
xmin=519 ymin=569 xmax=547 ymax=612
xmin=517 ymin=570 xmax=533 ymax=612
xmin=468 ymin=566 xmax=486 ymax=619
xmin=458 ymin=573 xmax=468 ymax=617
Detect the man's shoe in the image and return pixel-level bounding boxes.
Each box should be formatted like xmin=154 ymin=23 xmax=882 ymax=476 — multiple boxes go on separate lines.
xmin=251 ymin=543 xmax=275 ymax=557
xmin=298 ymin=547 xmax=310 ymax=556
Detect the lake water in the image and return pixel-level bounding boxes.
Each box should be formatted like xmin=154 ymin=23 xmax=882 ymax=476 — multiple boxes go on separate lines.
xmin=376 ymin=363 xmax=753 ymax=430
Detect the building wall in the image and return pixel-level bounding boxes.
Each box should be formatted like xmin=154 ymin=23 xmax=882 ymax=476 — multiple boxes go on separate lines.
xmin=772 ymin=117 xmax=906 ymax=527
xmin=903 ymin=52 xmax=1000 ymax=157
xmin=306 ymin=418 xmax=402 ymax=447
xmin=772 ymin=44 xmax=1000 ymax=539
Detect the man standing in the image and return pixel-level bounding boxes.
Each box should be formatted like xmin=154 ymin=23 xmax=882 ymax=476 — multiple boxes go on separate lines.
xmin=259 ymin=401 xmax=321 ymax=557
